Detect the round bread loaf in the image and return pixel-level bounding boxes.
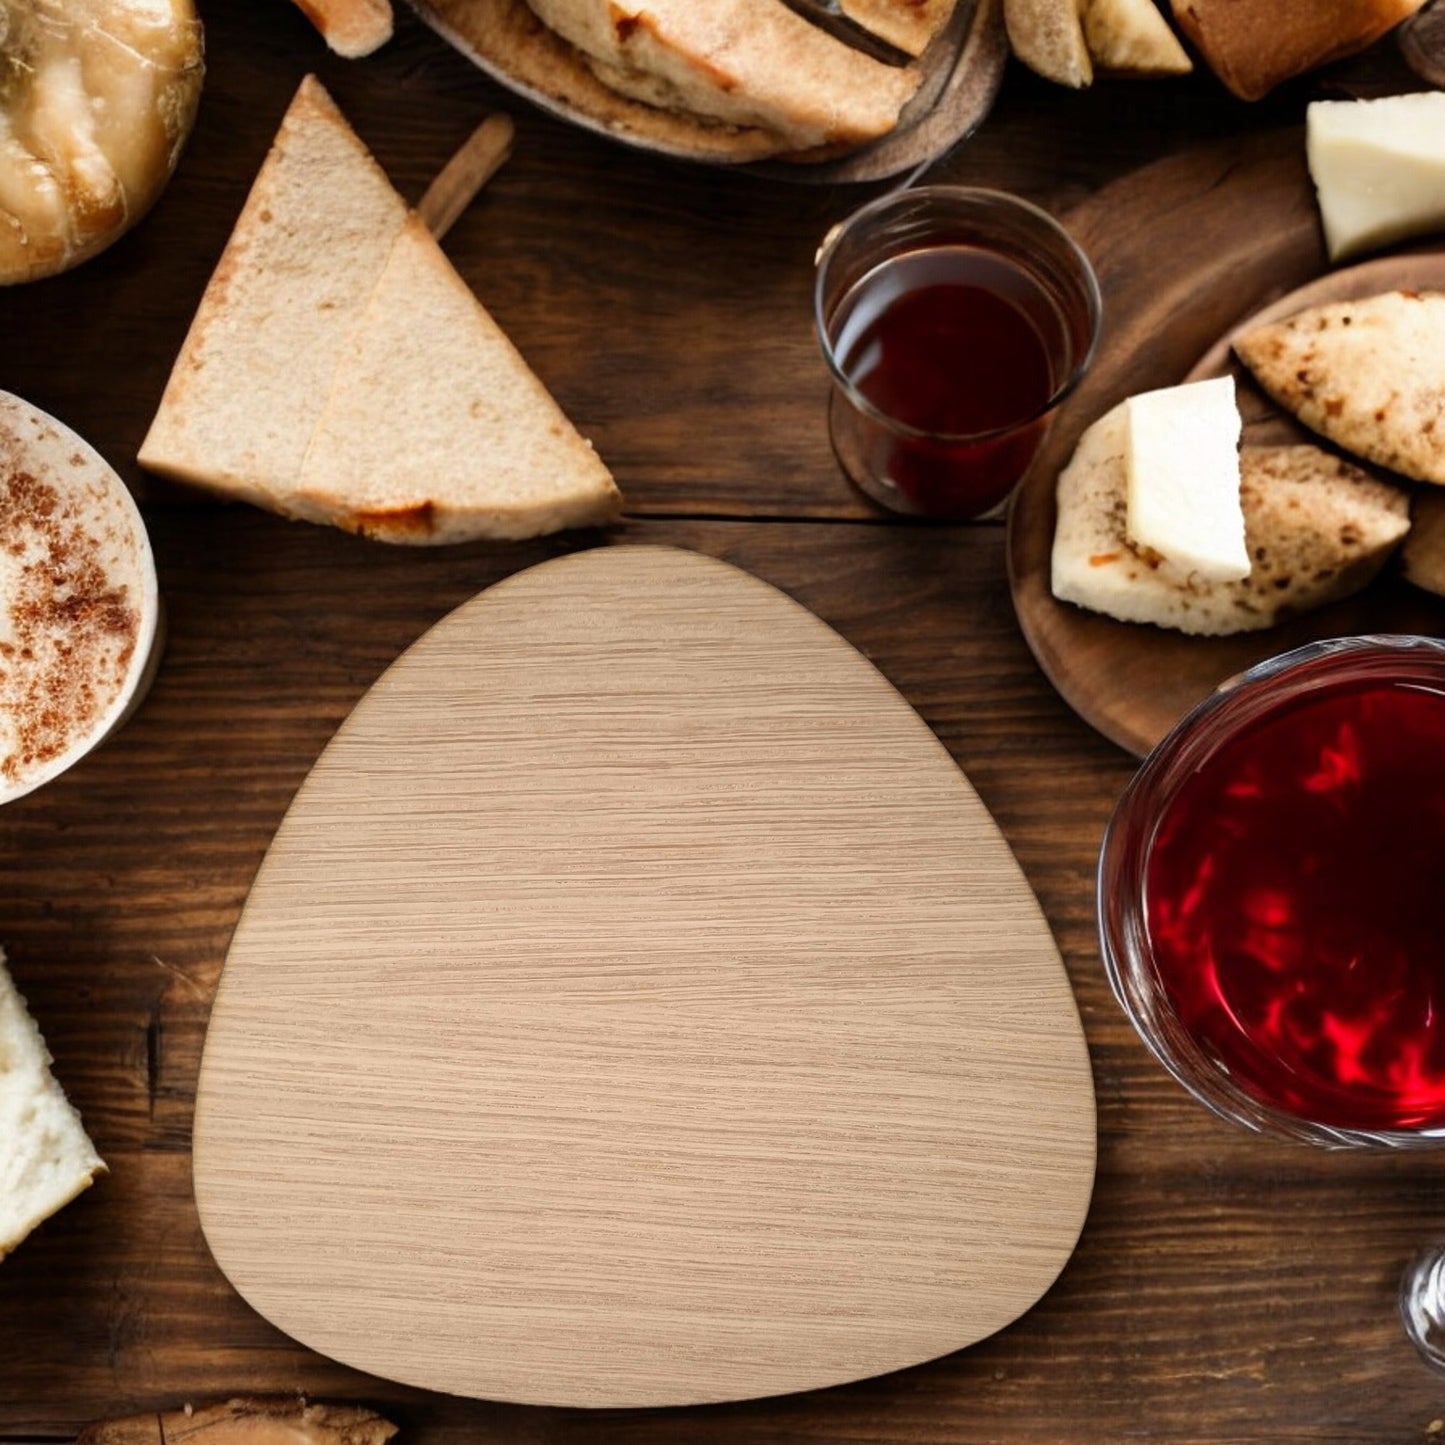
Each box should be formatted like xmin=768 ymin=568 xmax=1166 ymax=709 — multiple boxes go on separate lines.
xmin=0 ymin=0 xmax=204 ymax=286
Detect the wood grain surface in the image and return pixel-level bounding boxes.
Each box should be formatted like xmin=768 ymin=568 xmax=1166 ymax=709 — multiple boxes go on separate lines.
xmin=1008 ymin=147 xmax=1445 ymax=756
xmin=3 ymin=2 xmax=1445 ymax=1442
xmin=192 ymin=545 xmax=1095 ymax=1407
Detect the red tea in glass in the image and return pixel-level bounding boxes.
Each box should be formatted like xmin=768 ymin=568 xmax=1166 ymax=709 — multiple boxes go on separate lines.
xmin=815 ymin=188 xmax=1099 ymax=521
xmin=1100 ymin=637 xmax=1445 ymax=1144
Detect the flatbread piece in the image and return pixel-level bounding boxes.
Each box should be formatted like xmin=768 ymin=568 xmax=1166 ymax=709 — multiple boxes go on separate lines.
xmin=1051 ymin=406 xmax=1411 ymax=635
xmin=840 ymin=0 xmax=958 ymax=56
xmin=1233 ymin=289 xmax=1445 ymax=486
xmin=410 ymin=0 xmax=791 ymax=160
xmin=524 ymin=0 xmax=922 ymax=150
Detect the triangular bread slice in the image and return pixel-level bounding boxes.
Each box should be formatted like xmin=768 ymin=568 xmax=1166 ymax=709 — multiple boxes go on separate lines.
xmin=1233 ymin=290 xmax=1445 ymax=486
xmin=138 ymin=76 xmax=408 ymax=509
xmin=1051 ymin=405 xmax=1410 ymax=635
xmin=293 ymin=215 xmax=620 ymax=543
xmin=838 ymin=0 xmax=957 ymax=58
xmin=1 ymin=947 xmax=105 ymax=1260
xmin=524 ymin=0 xmax=921 ymax=150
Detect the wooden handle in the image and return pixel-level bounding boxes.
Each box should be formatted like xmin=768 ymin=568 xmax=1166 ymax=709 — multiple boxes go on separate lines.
xmin=416 ymin=113 xmax=515 ymax=240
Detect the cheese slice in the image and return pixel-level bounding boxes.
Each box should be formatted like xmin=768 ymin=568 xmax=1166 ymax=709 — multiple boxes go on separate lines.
xmin=1308 ymin=94 xmax=1445 ymax=262
xmin=0 ymin=946 xmax=104 ymax=1260
xmin=1124 ymin=376 xmax=1247 ymax=583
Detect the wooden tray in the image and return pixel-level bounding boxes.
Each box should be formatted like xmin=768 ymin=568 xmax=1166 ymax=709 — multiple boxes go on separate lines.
xmin=192 ymin=545 xmax=1095 ymax=1409
xmin=406 ymin=0 xmax=1007 ymax=183
xmin=1007 ymin=131 xmax=1445 ymax=759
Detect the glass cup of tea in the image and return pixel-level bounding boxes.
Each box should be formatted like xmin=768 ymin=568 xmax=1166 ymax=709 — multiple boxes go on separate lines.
xmin=1096 ymin=634 xmax=1445 ymax=1364
xmin=813 ymin=186 xmax=1101 ymax=521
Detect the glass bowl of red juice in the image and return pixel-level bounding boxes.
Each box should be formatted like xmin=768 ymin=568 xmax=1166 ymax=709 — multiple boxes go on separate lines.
xmin=1098 ymin=634 xmax=1445 ymax=1149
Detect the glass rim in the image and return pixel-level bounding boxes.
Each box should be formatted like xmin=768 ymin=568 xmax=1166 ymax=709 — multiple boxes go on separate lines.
xmin=1097 ymin=633 xmax=1445 ymax=1151
xmin=812 ymin=184 xmax=1103 ymax=446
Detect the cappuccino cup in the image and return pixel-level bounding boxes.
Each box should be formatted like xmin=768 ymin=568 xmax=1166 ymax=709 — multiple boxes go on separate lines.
xmin=0 ymin=391 xmax=160 ymax=804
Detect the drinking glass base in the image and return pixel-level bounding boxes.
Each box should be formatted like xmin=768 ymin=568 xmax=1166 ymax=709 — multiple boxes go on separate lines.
xmin=1401 ymin=1245 xmax=1445 ymax=1369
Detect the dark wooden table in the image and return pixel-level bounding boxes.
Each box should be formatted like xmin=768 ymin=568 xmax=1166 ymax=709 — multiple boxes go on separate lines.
xmin=3 ymin=4 xmax=1442 ymax=1440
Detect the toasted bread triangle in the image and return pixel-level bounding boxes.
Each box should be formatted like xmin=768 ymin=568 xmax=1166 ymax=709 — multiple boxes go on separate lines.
xmin=294 ymin=215 xmax=620 ymax=543
xmin=138 ymin=76 xmax=408 ymax=507
xmin=140 ymin=76 xmax=620 ymax=543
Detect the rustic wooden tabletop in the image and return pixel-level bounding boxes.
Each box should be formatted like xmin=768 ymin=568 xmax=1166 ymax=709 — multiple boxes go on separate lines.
xmin=3 ymin=3 xmax=1442 ymax=1440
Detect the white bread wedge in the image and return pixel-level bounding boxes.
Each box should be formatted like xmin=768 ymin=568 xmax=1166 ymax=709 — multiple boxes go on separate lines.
xmin=141 ymin=76 xmax=621 ymax=543
xmin=1052 ymin=404 xmax=1410 ymax=635
xmin=139 ymin=76 xmax=408 ymax=509
xmin=294 ymin=214 xmax=620 ymax=543
xmin=1081 ymin=0 xmax=1191 ymax=74
xmin=288 ymin=0 xmax=395 ymax=57
xmin=524 ymin=0 xmax=921 ymax=150
xmin=0 ymin=947 xmax=105 ymax=1261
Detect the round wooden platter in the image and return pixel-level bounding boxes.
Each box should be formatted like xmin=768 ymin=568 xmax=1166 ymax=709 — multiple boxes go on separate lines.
xmin=1007 ymin=130 xmax=1445 ymax=760
xmin=192 ymin=545 xmax=1096 ymax=1410
xmin=405 ymin=0 xmax=1007 ymax=183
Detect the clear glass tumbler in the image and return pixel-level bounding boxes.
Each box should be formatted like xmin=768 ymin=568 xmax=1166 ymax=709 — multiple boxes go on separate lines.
xmin=1096 ymin=634 xmax=1445 ymax=1367
xmin=814 ymin=186 xmax=1101 ymax=521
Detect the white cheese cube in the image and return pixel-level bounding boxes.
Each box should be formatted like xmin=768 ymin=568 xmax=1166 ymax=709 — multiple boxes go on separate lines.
xmin=1124 ymin=376 xmax=1247 ymax=583
xmin=1308 ymin=94 xmax=1445 ymax=262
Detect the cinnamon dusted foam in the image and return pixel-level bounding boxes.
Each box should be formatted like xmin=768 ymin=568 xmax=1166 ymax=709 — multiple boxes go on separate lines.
xmin=0 ymin=393 xmax=157 ymax=801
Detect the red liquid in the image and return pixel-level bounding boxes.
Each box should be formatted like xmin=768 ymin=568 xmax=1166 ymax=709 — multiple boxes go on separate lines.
xmin=830 ymin=246 xmax=1061 ymax=518
xmin=1145 ymin=677 xmax=1445 ymax=1132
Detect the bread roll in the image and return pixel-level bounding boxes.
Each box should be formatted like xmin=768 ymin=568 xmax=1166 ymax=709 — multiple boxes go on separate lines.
xmin=0 ymin=0 xmax=203 ymax=285
xmin=1170 ymin=0 xmax=1426 ymax=100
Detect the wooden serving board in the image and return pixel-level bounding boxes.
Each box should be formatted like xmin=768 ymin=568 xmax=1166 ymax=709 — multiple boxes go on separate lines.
xmin=1007 ymin=131 xmax=1445 ymax=758
xmin=192 ymin=545 xmax=1095 ymax=1409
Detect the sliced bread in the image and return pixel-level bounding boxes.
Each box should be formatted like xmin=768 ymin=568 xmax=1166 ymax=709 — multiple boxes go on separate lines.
xmin=1051 ymin=405 xmax=1410 ymax=634
xmin=294 ymin=214 xmax=620 ymax=543
xmin=524 ymin=0 xmax=922 ymax=150
xmin=0 ymin=947 xmax=105 ymax=1261
xmin=141 ymin=76 xmax=621 ymax=543
xmin=138 ymin=76 xmax=408 ymax=509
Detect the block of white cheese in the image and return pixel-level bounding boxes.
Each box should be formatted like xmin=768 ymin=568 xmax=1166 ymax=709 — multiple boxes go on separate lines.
xmin=1308 ymin=93 xmax=1445 ymax=262
xmin=0 ymin=947 xmax=105 ymax=1260
xmin=1124 ymin=376 xmax=1247 ymax=583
